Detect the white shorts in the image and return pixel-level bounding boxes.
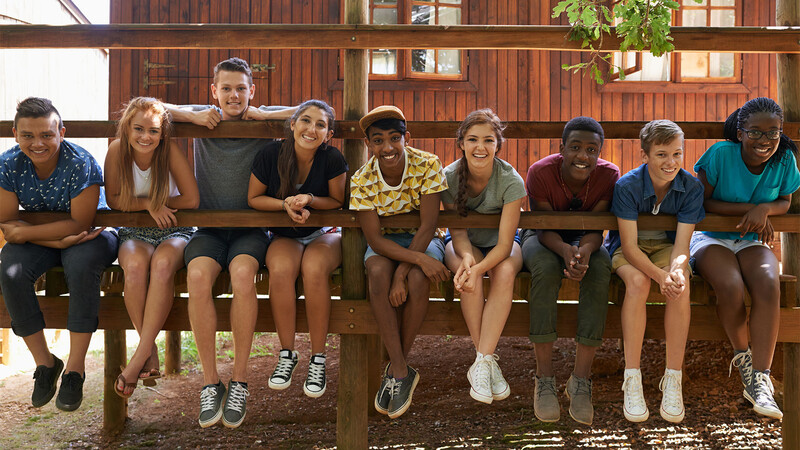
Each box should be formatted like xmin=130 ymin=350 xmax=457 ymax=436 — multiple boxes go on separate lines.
xmin=689 ymin=232 xmax=768 ymax=256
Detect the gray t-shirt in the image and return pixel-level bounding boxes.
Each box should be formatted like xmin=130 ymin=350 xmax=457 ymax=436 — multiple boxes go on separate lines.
xmin=186 ymin=105 xmax=286 ymax=210
xmin=442 ymin=158 xmax=526 ymax=247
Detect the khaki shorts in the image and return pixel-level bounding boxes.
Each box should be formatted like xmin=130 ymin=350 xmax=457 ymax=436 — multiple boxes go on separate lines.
xmin=611 ymin=238 xmax=673 ymax=271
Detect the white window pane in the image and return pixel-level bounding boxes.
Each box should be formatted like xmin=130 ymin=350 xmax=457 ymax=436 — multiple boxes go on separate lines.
xmin=711 ymin=0 xmax=734 ymax=6
xmin=681 ymin=52 xmax=709 ymax=78
xmin=683 ymin=9 xmax=707 ymax=26
xmin=709 ymin=52 xmax=734 ymax=77
xmin=373 ymin=0 xmax=397 ymax=5
xmin=412 ymin=49 xmax=436 ymax=73
xmin=412 ymin=5 xmax=434 ymax=25
xmin=711 ymin=9 xmax=735 ymax=27
xmin=437 ymin=49 xmax=461 ymax=74
xmin=621 ymin=53 xmax=670 ymax=81
xmin=439 ymin=6 xmax=461 ymax=25
xmin=373 ymin=8 xmax=397 ymax=24
xmin=371 ymin=49 xmax=397 ymax=75
xmin=440 ymin=0 xmax=461 ymax=4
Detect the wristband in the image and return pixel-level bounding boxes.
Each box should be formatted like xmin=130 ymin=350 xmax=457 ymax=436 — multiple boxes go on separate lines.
xmin=307 ymin=193 xmax=314 ymax=205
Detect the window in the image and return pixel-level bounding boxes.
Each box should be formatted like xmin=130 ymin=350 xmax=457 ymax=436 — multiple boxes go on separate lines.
xmin=365 ymin=0 xmax=466 ymax=80
xmin=610 ymin=0 xmax=740 ymax=83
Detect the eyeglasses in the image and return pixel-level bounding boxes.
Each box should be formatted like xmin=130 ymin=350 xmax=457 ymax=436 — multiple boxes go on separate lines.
xmin=569 ymin=197 xmax=583 ymax=211
xmin=739 ymin=128 xmax=782 ymax=140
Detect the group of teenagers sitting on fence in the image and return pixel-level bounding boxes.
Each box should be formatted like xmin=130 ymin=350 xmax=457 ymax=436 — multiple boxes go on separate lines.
xmin=1 ymin=56 xmax=799 ymax=430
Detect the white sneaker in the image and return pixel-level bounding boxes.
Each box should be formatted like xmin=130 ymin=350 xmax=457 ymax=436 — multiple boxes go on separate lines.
xmin=622 ymin=368 xmax=649 ymax=422
xmin=659 ymin=369 xmax=685 ymax=423
xmin=468 ymin=356 xmax=493 ymax=404
xmin=487 ymin=354 xmax=510 ymax=401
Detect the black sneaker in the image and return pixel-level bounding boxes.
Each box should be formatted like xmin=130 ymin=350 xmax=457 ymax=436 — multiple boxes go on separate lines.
xmin=55 ymin=371 xmax=85 ymax=411
xmin=387 ymin=366 xmax=419 ymax=419
xmin=268 ymin=349 xmax=298 ymax=390
xmin=374 ymin=364 xmax=391 ymax=415
xmin=198 ymin=381 xmax=227 ymax=428
xmin=303 ymin=354 xmax=327 ymax=398
xmin=222 ymin=381 xmax=249 ymax=429
xmin=32 ymin=354 xmax=64 ymax=408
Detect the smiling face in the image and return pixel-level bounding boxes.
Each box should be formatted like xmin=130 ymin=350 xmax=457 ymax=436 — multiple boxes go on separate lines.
xmin=291 ymin=106 xmax=333 ymax=152
xmin=738 ymin=111 xmax=782 ymax=170
xmin=128 ymin=109 xmax=163 ymax=157
xmin=13 ymin=113 xmax=65 ymax=177
xmin=642 ymin=135 xmax=684 ymax=188
xmin=211 ymin=70 xmax=255 ymax=120
xmin=365 ymin=126 xmax=408 ymax=177
xmin=559 ymin=129 xmax=601 ymax=185
xmin=460 ymin=123 xmax=498 ymax=171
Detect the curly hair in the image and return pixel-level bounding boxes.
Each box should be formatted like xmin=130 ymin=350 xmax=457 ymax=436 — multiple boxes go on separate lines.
xmin=723 ymin=97 xmax=797 ymax=166
xmin=454 ymin=109 xmax=506 ymax=217
xmin=114 ymin=97 xmax=173 ymax=212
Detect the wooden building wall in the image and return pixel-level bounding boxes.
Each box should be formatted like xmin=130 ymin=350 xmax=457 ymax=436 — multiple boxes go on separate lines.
xmin=109 ymin=0 xmax=778 ymax=177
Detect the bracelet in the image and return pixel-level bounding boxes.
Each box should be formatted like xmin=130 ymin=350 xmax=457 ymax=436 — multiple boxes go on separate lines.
xmin=282 ymin=198 xmax=287 ymax=211
xmin=307 ymin=193 xmax=314 ymax=205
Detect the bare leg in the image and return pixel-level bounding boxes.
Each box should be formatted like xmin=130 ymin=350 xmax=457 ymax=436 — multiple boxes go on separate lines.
xmin=229 ymin=254 xmax=259 ymax=382
xmin=445 ymin=244 xmax=487 ymax=350
xmin=366 ymin=256 xmax=406 ymax=377
xmin=118 ymin=239 xmax=156 ymax=338
xmin=187 ymin=257 xmax=223 ymax=385
xmin=65 ymin=332 xmax=92 ymax=374
xmin=574 ymin=344 xmax=597 ymax=379
xmin=400 ymin=267 xmax=430 ymax=364
xmin=616 ymin=264 xmax=651 ymax=369
xmin=301 ymin=233 xmax=341 ymax=354
xmin=265 ymin=238 xmax=303 ymax=351
xmin=478 ymin=246 xmax=522 ymax=355
xmin=23 ymin=331 xmax=55 ymax=367
xmin=694 ymin=244 xmax=749 ymax=351
xmin=663 ymin=267 xmax=690 ymax=371
xmin=737 ymin=246 xmax=781 ymax=371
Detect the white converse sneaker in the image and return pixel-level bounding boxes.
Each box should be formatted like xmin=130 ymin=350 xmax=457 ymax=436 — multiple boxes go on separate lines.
xmin=487 ymin=354 xmax=510 ymax=401
xmin=659 ymin=369 xmax=685 ymax=423
xmin=468 ymin=357 xmax=493 ymax=404
xmin=622 ymin=368 xmax=649 ymax=422
xmin=303 ymin=353 xmax=327 ymax=398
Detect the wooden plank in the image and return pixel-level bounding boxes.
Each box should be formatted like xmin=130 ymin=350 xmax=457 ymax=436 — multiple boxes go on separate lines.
xmin=11 ymin=209 xmax=800 ymax=232
xmin=11 ymin=24 xmax=799 ymax=51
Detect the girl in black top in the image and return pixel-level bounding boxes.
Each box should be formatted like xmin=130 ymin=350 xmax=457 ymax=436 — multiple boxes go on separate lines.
xmin=248 ymin=99 xmax=347 ymax=398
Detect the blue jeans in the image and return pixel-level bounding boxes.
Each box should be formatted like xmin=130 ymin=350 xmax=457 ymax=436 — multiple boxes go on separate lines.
xmin=520 ymin=230 xmax=611 ymax=347
xmin=0 ymin=230 xmax=119 ymax=336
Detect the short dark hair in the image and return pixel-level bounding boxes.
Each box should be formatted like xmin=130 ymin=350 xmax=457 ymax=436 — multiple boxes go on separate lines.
xmin=367 ymin=118 xmax=407 ymax=136
xmin=213 ymin=57 xmax=253 ymax=85
xmin=14 ymin=97 xmax=63 ymax=129
xmin=562 ymin=116 xmax=604 ymax=147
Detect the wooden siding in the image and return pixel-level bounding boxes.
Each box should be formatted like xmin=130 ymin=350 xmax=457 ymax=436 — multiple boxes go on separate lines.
xmin=109 ymin=0 xmax=778 ymax=178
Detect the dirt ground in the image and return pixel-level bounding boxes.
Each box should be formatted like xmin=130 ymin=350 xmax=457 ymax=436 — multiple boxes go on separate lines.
xmin=0 ymin=333 xmax=785 ymax=449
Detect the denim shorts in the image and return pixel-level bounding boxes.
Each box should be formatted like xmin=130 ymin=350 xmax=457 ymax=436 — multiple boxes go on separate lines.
xmin=364 ymin=232 xmax=446 ymax=263
xmin=274 ymin=227 xmax=339 ymax=246
xmin=689 ymin=232 xmax=767 ymax=255
xmin=443 ymin=229 xmax=521 ymax=257
xmin=184 ymin=227 xmax=270 ymax=268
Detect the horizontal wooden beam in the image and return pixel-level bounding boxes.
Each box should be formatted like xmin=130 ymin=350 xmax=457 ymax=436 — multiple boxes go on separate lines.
xmin=15 ymin=210 xmax=800 ymax=232
xmin=3 ymin=120 xmax=800 ymax=140
xmin=1 ymin=296 xmax=798 ymax=341
xmin=1 ymin=25 xmax=799 ymax=53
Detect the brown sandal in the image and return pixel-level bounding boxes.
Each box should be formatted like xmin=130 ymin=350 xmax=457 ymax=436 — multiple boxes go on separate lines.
xmin=139 ymin=368 xmax=162 ymax=387
xmin=114 ymin=372 xmax=136 ymax=399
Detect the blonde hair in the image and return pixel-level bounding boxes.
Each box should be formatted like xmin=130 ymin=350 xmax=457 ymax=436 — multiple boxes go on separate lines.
xmin=115 ymin=97 xmax=173 ymax=212
xmin=639 ymin=119 xmax=683 ymax=154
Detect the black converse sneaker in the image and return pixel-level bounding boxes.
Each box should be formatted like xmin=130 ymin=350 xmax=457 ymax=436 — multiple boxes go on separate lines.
xmin=55 ymin=371 xmax=85 ymax=411
xmin=303 ymin=354 xmax=327 ymax=398
xmin=374 ymin=364 xmax=391 ymax=415
xmin=269 ymin=349 xmax=298 ymax=390
xmin=32 ymin=354 xmax=64 ymax=408
xmin=746 ymin=370 xmax=783 ymax=419
xmin=222 ymin=381 xmax=250 ymax=429
xmin=198 ymin=381 xmax=227 ymax=428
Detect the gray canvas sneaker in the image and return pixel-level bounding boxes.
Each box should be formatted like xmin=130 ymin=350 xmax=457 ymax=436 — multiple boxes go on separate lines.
xmin=745 ymin=370 xmax=783 ymax=419
xmin=222 ymin=381 xmax=250 ymax=428
xmin=374 ymin=364 xmax=392 ymax=415
xmin=729 ymin=348 xmax=753 ymax=395
xmin=565 ymin=374 xmax=593 ymax=425
xmin=198 ymin=381 xmax=227 ymax=428
xmin=387 ymin=366 xmax=419 ymax=419
xmin=534 ymin=375 xmax=560 ymax=422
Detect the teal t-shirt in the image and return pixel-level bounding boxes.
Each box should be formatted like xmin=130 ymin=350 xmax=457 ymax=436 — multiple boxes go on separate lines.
xmin=441 ymin=158 xmax=526 ymax=247
xmin=694 ymin=140 xmax=800 ymax=241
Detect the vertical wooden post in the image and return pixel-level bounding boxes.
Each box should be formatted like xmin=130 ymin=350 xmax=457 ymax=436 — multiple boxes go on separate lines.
xmin=164 ymin=331 xmax=181 ymax=374
xmin=337 ymin=1 xmax=370 ymax=449
xmin=777 ymin=2 xmax=800 ymax=448
xmin=104 ymin=330 xmax=127 ymax=433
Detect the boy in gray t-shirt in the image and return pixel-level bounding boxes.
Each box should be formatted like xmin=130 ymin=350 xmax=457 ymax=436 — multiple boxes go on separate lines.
xmin=166 ymin=57 xmax=296 ymax=429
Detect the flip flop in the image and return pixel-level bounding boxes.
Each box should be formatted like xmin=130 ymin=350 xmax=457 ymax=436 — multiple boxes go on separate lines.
xmin=114 ymin=371 xmax=136 ymax=399
xmin=139 ymin=368 xmax=161 ymax=387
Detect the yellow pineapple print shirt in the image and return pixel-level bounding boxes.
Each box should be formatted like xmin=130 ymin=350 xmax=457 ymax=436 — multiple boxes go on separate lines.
xmin=349 ymin=146 xmax=447 ymax=236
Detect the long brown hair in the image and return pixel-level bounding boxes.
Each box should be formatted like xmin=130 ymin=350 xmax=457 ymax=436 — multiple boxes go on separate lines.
xmin=115 ymin=97 xmax=173 ymax=212
xmin=454 ymin=109 xmax=506 ymax=217
xmin=277 ymin=99 xmax=336 ymax=198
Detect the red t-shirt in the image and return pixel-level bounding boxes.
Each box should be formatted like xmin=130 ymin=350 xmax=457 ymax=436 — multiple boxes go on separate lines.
xmin=526 ymin=153 xmax=619 ymax=212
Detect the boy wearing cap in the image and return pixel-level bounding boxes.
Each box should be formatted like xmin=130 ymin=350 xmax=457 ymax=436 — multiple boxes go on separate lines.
xmin=349 ymin=105 xmax=450 ymax=419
